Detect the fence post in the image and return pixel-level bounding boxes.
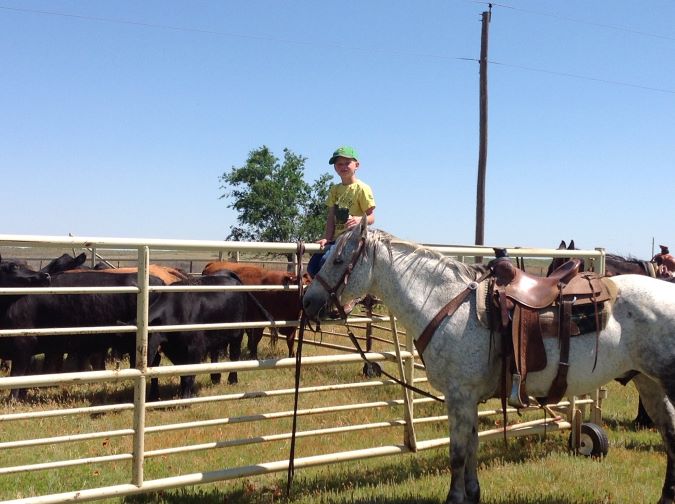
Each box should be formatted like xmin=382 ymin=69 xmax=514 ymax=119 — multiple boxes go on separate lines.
xmin=594 ymin=248 xmax=606 ymax=275
xmin=391 ymin=311 xmax=417 ymax=450
xmin=131 ymin=246 xmax=150 ymax=487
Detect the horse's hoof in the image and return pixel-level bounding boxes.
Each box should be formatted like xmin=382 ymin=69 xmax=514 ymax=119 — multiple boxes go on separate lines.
xmin=466 ymin=481 xmax=480 ymax=503
xmin=445 ymin=490 xmax=467 ymax=504
xmin=633 ymin=417 xmax=655 ymax=430
xmin=659 ymin=486 xmax=675 ymax=504
xmin=445 ymin=487 xmax=480 ymax=504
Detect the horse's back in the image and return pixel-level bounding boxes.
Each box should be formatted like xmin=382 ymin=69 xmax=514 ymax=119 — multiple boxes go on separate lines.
xmin=607 ymin=274 xmax=675 ymax=368
xmin=610 ymin=273 xmax=675 ymax=309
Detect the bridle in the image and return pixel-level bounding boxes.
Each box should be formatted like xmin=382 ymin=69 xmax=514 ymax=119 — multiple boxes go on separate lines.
xmin=303 ymin=227 xmax=445 ymax=404
xmin=311 ymin=230 xmax=368 ymax=318
xmin=289 ymin=231 xmax=369 ymax=495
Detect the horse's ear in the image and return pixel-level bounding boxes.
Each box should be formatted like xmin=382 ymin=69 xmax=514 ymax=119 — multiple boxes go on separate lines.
xmin=493 ymin=248 xmax=509 ymax=258
xmin=568 ymin=240 xmax=575 ymax=250
xmin=558 ymin=240 xmax=567 ymax=249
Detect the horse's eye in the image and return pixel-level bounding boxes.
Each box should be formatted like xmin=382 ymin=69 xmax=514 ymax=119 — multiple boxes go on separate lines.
xmin=332 ymin=257 xmax=344 ymax=265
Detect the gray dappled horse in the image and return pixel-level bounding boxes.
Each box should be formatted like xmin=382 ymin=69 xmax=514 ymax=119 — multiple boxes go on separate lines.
xmin=302 ymin=218 xmax=675 ymax=504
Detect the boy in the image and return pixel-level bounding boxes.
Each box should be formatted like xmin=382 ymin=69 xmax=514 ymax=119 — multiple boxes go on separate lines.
xmin=307 ymin=145 xmax=376 ymax=278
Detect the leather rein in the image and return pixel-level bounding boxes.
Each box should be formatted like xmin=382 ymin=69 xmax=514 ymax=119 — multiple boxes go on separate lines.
xmin=309 ymin=233 xmax=445 ymax=403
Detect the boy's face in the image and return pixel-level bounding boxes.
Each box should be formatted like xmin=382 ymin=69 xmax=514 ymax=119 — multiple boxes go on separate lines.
xmin=333 ymin=157 xmax=359 ymax=180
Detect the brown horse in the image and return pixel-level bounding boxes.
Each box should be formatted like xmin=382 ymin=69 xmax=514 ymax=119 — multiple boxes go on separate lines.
xmin=548 ymin=240 xmax=665 ymax=429
xmin=547 ymin=240 xmax=659 ymax=277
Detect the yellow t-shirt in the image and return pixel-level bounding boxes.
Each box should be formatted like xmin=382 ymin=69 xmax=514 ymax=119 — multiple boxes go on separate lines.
xmin=326 ymin=180 xmax=376 ymax=239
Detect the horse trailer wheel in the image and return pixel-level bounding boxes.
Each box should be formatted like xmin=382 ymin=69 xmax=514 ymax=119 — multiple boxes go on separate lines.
xmin=569 ymin=422 xmax=609 ymax=458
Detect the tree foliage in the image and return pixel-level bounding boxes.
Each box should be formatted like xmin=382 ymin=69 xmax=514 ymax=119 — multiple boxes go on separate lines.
xmin=219 ymin=146 xmax=332 ymax=242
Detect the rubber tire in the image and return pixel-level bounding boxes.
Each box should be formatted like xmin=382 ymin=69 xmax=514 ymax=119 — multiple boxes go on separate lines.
xmin=569 ymin=422 xmax=609 ymax=458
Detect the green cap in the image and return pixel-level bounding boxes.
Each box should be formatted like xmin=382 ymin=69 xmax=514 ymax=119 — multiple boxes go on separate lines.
xmin=329 ymin=146 xmax=359 ymax=165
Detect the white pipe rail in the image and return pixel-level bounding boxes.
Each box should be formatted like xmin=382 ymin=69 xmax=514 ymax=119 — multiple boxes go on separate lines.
xmin=0 ymin=234 xmax=604 ymax=503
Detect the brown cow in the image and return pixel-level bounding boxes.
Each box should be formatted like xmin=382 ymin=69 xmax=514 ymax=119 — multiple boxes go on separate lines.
xmin=68 ymin=265 xmax=190 ymax=285
xmin=201 ymin=261 xmax=307 ymax=358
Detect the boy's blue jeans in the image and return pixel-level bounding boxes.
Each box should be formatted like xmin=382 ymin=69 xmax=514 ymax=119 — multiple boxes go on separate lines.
xmin=307 ymin=242 xmax=335 ymax=278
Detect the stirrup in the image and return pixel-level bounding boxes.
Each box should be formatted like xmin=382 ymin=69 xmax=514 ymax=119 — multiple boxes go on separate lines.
xmin=508 ymin=373 xmax=530 ymax=408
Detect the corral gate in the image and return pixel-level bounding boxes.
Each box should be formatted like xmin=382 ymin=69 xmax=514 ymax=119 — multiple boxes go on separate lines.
xmin=0 ymin=234 xmax=607 ymax=503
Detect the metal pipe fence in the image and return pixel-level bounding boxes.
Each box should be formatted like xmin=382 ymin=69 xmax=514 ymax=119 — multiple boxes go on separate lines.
xmin=0 ymin=234 xmax=606 ymax=502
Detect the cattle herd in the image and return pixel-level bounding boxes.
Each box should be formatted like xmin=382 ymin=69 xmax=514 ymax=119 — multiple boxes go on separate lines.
xmin=0 ymin=253 xmax=306 ymax=402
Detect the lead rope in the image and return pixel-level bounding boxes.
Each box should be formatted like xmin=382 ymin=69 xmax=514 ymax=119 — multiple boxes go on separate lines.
xmin=287 ymin=241 xmax=305 ymax=497
xmin=342 ymin=316 xmax=445 ymax=403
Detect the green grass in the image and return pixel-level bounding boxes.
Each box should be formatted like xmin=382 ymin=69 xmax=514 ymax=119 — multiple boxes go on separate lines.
xmin=0 ymin=317 xmax=666 ymax=504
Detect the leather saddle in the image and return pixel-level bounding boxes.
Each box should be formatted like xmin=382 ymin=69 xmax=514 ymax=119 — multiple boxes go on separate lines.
xmin=489 ymin=250 xmax=613 ymax=408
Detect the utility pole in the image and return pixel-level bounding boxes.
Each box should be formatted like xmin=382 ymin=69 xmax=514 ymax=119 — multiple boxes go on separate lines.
xmin=474 ymin=6 xmax=491 ymax=262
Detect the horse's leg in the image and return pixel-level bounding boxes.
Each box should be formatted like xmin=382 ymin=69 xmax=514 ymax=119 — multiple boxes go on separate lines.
xmin=445 ymin=395 xmax=481 ymax=504
xmin=634 ymin=388 xmax=654 ymax=429
xmin=632 ymin=374 xmax=675 ymax=503
xmin=465 ymin=408 xmax=481 ymax=503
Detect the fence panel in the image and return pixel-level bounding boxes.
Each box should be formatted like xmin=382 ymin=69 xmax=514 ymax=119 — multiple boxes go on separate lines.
xmin=0 ymin=234 xmax=605 ymax=502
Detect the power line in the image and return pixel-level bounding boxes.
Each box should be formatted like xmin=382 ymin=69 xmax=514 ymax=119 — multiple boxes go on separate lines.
xmin=490 ymin=60 xmax=675 ymax=95
xmin=469 ymin=0 xmax=675 ymax=42
xmin=2 ymin=3 xmax=673 ymax=95
xmin=0 ymin=4 xmax=474 ymax=62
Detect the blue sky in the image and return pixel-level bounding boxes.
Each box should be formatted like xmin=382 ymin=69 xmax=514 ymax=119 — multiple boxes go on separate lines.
xmin=1 ymin=1 xmax=673 ymax=259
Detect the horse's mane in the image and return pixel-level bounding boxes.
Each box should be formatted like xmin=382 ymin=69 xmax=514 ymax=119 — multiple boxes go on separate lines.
xmin=605 ymin=253 xmax=646 ymax=264
xmin=369 ymin=229 xmax=487 ymax=282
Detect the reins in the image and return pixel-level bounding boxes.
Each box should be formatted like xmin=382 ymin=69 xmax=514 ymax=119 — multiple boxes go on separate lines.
xmin=287 ymin=241 xmax=306 ymax=496
xmin=311 ymin=232 xmax=447 ymax=403
xmin=288 ymin=233 xmax=495 ymax=495
xmin=327 ymin=296 xmax=446 ymax=403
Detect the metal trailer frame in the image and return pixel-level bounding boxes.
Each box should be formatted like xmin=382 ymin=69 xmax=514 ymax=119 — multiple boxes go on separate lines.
xmin=0 ymin=234 xmax=606 ymax=503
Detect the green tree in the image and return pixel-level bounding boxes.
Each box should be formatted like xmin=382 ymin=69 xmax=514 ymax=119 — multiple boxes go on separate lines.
xmin=219 ymin=146 xmax=332 ymax=243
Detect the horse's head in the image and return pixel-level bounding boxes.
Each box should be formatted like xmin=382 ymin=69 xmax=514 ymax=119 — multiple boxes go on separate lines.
xmin=302 ymin=215 xmax=373 ymax=321
xmin=546 ymin=240 xmax=586 ymax=276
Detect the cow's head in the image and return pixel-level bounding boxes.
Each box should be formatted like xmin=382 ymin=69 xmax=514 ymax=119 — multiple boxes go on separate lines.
xmin=40 ymin=252 xmax=87 ymax=275
xmin=0 ymin=254 xmax=51 ymax=287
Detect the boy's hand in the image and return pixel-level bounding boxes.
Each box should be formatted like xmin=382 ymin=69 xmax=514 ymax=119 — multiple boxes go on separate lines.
xmin=316 ymin=238 xmax=329 ymax=249
xmin=345 ymin=215 xmax=359 ymax=229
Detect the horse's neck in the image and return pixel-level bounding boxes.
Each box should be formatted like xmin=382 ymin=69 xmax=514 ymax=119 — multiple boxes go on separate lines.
xmin=608 ymin=258 xmax=644 ymax=275
xmin=370 ymin=243 xmax=471 ymax=337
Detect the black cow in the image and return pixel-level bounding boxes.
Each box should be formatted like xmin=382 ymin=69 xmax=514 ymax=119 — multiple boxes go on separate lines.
xmin=143 ymin=271 xmax=247 ymax=401
xmin=0 ymin=255 xmax=51 ymax=316
xmin=40 ymin=253 xmax=88 ymax=275
xmin=0 ymin=270 xmax=164 ymax=400
xmin=0 ymin=255 xmax=51 ymax=381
